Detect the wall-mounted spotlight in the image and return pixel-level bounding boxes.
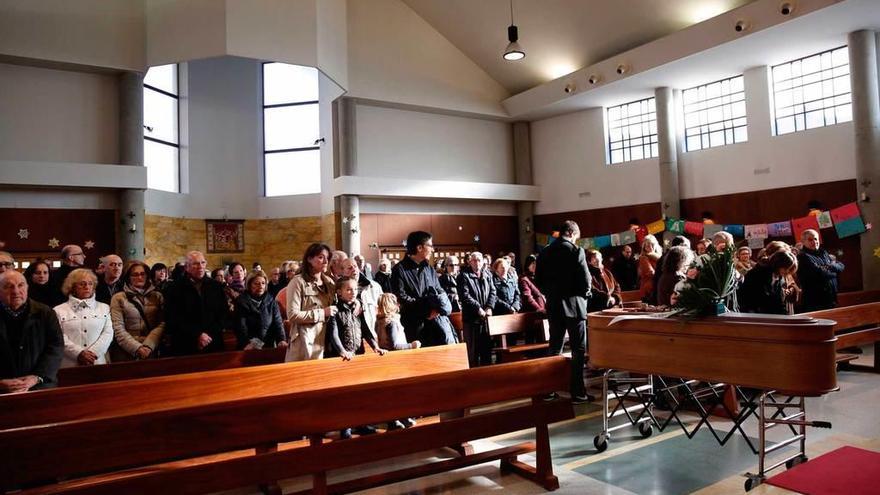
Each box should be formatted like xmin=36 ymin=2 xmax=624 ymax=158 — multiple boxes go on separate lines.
xmin=588 ymin=74 xmax=601 ymax=85
xmin=314 ymin=138 xmax=326 ymax=145
xmin=616 ymin=64 xmax=630 ymax=75
xmin=564 ymin=82 xmax=577 ymax=94
xmin=734 ymin=20 xmax=750 ymax=32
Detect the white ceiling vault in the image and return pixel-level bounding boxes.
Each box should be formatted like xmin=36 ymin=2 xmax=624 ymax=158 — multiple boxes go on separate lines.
xmin=402 ymin=0 xmax=757 ymax=95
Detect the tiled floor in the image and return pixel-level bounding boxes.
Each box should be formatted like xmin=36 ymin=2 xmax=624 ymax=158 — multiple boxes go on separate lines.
xmin=227 ymin=347 xmax=878 ymax=495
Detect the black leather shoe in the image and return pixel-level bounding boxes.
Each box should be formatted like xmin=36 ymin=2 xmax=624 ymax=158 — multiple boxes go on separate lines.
xmin=541 ymin=392 xmax=559 ymax=402
xmin=402 ymin=418 xmax=417 ymax=428
xmin=387 ymin=420 xmax=406 ymax=430
xmin=353 ymin=425 xmax=378 ymax=435
xmin=339 ymin=428 xmax=352 ymax=439
xmin=571 ymin=394 xmax=596 ymax=405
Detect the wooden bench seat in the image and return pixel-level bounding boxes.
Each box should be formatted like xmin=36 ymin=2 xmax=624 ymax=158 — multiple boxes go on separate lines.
xmin=58 ymin=346 xmax=287 ymax=387
xmin=487 ymin=312 xmax=550 ymax=362
xmin=804 ymin=301 xmax=880 ymax=372
xmin=1 ymin=344 xmax=575 ymax=494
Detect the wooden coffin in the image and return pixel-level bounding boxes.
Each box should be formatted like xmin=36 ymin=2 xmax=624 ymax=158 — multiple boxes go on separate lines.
xmin=587 ymin=311 xmax=837 ymax=396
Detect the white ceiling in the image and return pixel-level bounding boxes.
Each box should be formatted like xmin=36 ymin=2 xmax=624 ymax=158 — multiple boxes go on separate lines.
xmin=402 ymin=0 xmax=757 ymax=95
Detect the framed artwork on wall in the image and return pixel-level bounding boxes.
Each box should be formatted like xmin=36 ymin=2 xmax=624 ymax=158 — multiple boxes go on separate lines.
xmin=206 ymin=220 xmax=245 ymax=253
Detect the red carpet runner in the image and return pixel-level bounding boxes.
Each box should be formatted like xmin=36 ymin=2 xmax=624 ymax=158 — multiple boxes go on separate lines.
xmin=765 ymin=446 xmax=880 ymax=494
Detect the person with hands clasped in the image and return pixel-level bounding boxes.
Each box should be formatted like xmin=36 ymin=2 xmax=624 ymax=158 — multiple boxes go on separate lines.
xmin=285 ymin=243 xmax=337 ymax=362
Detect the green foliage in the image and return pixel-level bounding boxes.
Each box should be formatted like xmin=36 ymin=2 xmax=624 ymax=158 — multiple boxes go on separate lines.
xmin=672 ymin=244 xmax=738 ymax=316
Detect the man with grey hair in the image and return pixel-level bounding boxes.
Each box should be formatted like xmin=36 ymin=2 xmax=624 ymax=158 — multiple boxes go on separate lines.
xmin=536 ymin=220 xmax=593 ymax=403
xmin=0 ymin=269 xmax=64 ymax=393
xmin=457 ymin=251 xmax=496 ymax=366
xmin=49 ymin=244 xmax=86 ymax=305
xmin=163 ymin=251 xmax=228 ymax=355
xmin=0 ymin=251 xmax=14 ymax=274
xmin=797 ymin=229 xmax=845 ymax=312
xmin=330 ymin=250 xmax=348 ymax=281
xmin=352 ymin=254 xmax=373 ymax=280
xmin=96 ymin=254 xmax=124 ymax=304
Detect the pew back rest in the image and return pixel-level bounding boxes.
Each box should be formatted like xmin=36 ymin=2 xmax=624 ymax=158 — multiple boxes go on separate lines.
xmin=58 ymin=347 xmax=287 ymax=387
xmin=804 ymin=302 xmax=880 ymax=332
xmin=835 ymin=289 xmax=880 ymax=308
xmin=0 ymin=350 xmax=569 ymax=490
xmin=487 ymin=312 xmax=548 ymax=341
xmin=0 ymin=344 xmax=470 ymax=431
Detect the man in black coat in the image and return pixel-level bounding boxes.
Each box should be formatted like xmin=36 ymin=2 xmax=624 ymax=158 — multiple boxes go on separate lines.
xmin=797 ymin=229 xmax=845 ymax=312
xmin=48 ymin=244 xmax=87 ymax=306
xmin=611 ymin=244 xmax=639 ymax=292
xmin=535 ymin=220 xmax=593 ymax=403
xmin=0 ymin=270 xmax=64 ymax=393
xmin=457 ymin=252 xmax=497 ymax=367
xmin=163 ymin=251 xmax=228 ymax=356
xmin=391 ymin=231 xmax=457 ymax=347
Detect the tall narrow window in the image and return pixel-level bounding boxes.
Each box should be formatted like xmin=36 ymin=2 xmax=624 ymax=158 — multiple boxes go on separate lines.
xmin=143 ymin=64 xmax=179 ymax=192
xmin=771 ymin=46 xmax=851 ymax=135
xmin=682 ymin=75 xmax=747 ymax=152
xmin=606 ymin=97 xmax=658 ymax=165
xmin=263 ymin=62 xmax=320 ymax=197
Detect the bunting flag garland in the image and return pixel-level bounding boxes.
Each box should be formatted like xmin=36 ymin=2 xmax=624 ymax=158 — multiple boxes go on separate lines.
xmin=593 ymin=235 xmax=612 ymax=249
xmin=768 ymin=221 xmax=793 ymax=237
xmin=792 ymin=215 xmax=821 ymax=241
xmin=703 ymin=223 xmax=724 ymax=237
xmin=745 ymin=224 xmax=769 ymax=240
xmin=619 ymin=229 xmax=637 ymax=245
xmin=646 ymin=219 xmax=666 ymax=235
xmin=684 ymin=220 xmax=703 ymax=237
xmin=723 ymin=224 xmax=745 ymax=237
xmin=831 ymin=202 xmax=867 ymax=238
xmin=666 ymin=218 xmax=686 ymax=234
xmin=534 ymin=201 xmax=869 ymax=252
xmin=610 ymin=233 xmax=621 ymax=247
xmin=817 ymin=211 xmax=834 ymax=229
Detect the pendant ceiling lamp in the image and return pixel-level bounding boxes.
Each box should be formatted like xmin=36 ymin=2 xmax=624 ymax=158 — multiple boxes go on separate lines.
xmin=503 ymin=0 xmax=525 ymax=61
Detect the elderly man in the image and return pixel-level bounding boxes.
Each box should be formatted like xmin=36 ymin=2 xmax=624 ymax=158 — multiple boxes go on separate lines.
xmin=95 ymin=254 xmax=124 ymax=304
xmin=797 ymin=229 xmax=845 ymax=312
xmin=0 ymin=251 xmax=14 ymax=273
xmin=611 ymin=245 xmax=639 ymax=292
xmin=49 ymin=244 xmax=86 ymax=306
xmin=330 ymin=250 xmax=348 ymax=281
xmin=391 ymin=231 xmax=456 ymax=346
xmin=0 ymin=270 xmax=64 ymax=393
xmin=267 ymin=267 xmax=284 ymax=298
xmin=163 ymin=251 xmax=228 ymax=355
xmin=536 ymin=220 xmax=593 ymax=403
xmin=352 ymin=254 xmax=373 ymax=280
xmin=457 ymin=252 xmax=496 ymax=367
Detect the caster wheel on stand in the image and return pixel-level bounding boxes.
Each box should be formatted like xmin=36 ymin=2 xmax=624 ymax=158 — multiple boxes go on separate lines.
xmin=593 ymin=434 xmax=608 ymax=453
xmin=785 ymin=455 xmax=808 ymax=469
xmin=638 ymin=422 xmax=654 ymax=438
xmin=744 ymin=475 xmax=763 ymax=492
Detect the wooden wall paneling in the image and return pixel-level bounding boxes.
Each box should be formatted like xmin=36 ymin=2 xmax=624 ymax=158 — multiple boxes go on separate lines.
xmin=431 ymin=215 xmax=481 ymax=246
xmin=0 ymin=208 xmax=116 ymax=268
xmin=479 ymin=216 xmax=519 ymax=260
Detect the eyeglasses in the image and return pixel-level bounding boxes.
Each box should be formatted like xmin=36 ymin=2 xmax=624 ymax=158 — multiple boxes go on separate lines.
xmin=74 ymin=281 xmax=96 ymax=287
xmin=69 ymin=252 xmax=85 ymax=257
xmin=0 ymin=262 xmax=13 ymax=268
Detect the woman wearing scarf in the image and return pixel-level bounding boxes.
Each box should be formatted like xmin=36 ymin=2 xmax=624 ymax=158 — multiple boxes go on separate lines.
xmin=233 ymin=270 xmax=287 ymax=350
xmin=110 ymin=261 xmax=165 ymax=361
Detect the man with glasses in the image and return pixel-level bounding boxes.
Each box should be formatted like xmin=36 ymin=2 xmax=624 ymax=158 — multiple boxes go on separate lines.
xmin=0 ymin=251 xmax=14 ymax=273
xmin=49 ymin=244 xmax=86 ymax=306
xmin=96 ymin=254 xmax=125 ymax=304
xmin=163 ymin=251 xmax=228 ymax=355
xmin=439 ymin=255 xmax=462 ymax=313
xmin=391 ymin=231 xmax=457 ymax=346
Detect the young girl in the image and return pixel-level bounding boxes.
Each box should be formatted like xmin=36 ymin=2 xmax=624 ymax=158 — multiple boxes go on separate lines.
xmin=375 ymin=292 xmax=420 ymax=430
xmin=375 ymin=293 xmax=421 ymax=351
xmin=326 ymin=277 xmax=386 ymax=361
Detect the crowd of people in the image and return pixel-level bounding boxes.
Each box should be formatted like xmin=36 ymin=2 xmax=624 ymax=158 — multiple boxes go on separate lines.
xmin=0 ymin=224 xmax=845 ymax=398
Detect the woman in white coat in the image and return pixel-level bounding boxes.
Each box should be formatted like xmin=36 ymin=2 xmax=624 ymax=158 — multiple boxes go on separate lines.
xmin=54 ymin=268 xmax=113 ymax=368
xmin=285 ymin=243 xmax=336 ymax=361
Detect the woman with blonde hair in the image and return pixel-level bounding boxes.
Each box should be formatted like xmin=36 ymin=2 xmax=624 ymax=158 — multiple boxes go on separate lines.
xmin=54 ymin=268 xmax=113 ymax=367
xmin=638 ymin=235 xmax=662 ymax=302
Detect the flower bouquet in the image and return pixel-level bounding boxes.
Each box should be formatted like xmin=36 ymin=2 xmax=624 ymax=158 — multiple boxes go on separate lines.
xmin=672 ymin=245 xmax=738 ymax=316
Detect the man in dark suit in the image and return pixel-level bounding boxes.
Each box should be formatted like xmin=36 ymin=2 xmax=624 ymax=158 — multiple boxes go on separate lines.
xmin=535 ymin=220 xmax=593 ymax=403
xmin=163 ymin=251 xmax=228 ymax=356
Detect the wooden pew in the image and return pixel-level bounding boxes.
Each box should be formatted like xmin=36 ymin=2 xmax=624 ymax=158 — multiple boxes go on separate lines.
xmin=620 ymin=290 xmax=641 ymax=303
xmin=835 ymin=289 xmax=880 ymax=308
xmin=487 ymin=312 xmax=550 ymax=362
xmin=449 ymin=311 xmax=464 ymax=342
xmin=804 ymin=302 xmax=880 ymax=372
xmin=1 ymin=344 xmax=574 ymax=494
xmin=58 ymin=346 xmax=287 ymax=387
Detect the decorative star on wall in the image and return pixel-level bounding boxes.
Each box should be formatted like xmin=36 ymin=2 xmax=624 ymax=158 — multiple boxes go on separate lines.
xmin=17 ymin=229 xmax=29 ymax=239
xmin=48 ymin=237 xmax=60 ymax=248
xmin=874 ymin=246 xmax=880 ymax=259
xmin=84 ymin=240 xmax=95 ymax=249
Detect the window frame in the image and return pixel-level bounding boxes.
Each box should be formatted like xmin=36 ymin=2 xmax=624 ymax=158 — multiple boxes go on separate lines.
xmin=681 ymin=74 xmax=748 ymax=152
xmin=143 ymin=64 xmax=181 ymax=193
xmin=606 ymin=97 xmax=659 ymax=165
xmin=261 ymin=61 xmax=321 ymax=197
xmin=770 ymin=45 xmax=851 ymax=136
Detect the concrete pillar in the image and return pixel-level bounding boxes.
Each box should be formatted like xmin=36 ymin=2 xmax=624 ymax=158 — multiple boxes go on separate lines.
xmin=337 ymin=97 xmax=357 ymax=177
xmin=849 ymin=31 xmax=880 ymax=289
xmin=340 ymin=195 xmax=360 ymax=256
xmin=655 ymin=87 xmax=680 ymax=219
xmin=513 ymin=122 xmax=536 ymax=259
xmin=118 ymin=71 xmax=145 ymax=261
